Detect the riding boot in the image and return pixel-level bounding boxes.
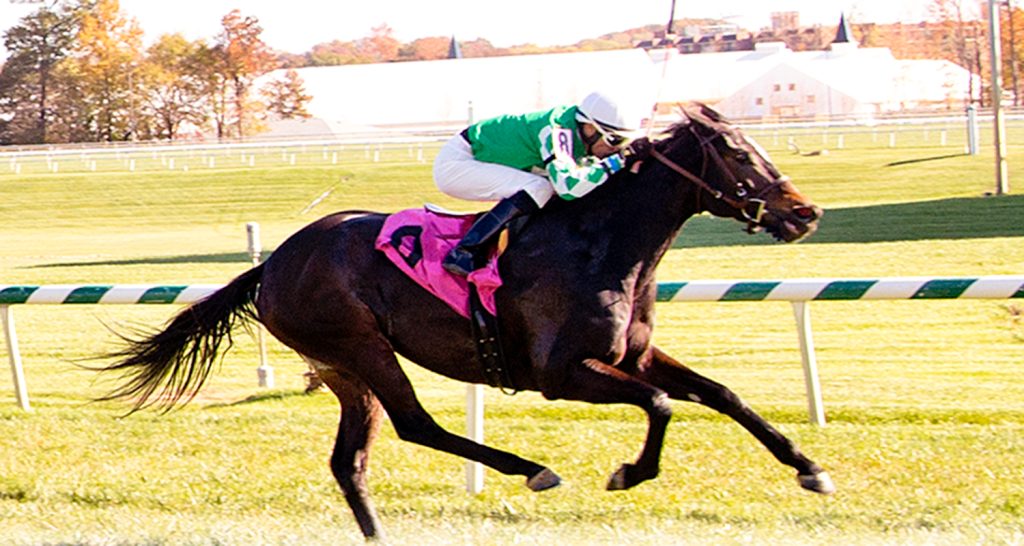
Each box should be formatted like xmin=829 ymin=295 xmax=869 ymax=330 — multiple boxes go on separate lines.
xmin=443 ymin=190 xmax=539 ymax=276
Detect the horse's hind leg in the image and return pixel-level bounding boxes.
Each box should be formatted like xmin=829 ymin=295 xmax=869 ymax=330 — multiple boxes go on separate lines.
xmin=303 ymin=357 xmax=387 ymax=540
xmin=314 ymin=340 xmax=560 ymax=492
xmin=637 ymin=346 xmax=835 ymax=495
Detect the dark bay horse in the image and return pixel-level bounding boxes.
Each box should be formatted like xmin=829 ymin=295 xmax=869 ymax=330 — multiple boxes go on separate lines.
xmin=100 ymin=103 xmax=830 ymax=540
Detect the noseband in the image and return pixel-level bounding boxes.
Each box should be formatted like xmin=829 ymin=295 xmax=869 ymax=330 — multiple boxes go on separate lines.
xmin=649 ymin=124 xmax=789 ymax=230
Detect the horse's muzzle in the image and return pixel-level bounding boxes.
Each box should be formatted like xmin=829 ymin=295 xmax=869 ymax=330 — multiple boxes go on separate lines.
xmin=762 ymin=203 xmax=823 ymax=243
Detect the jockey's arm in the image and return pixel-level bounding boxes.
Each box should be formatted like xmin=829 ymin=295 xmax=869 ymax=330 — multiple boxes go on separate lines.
xmin=540 ymin=126 xmax=626 ymax=201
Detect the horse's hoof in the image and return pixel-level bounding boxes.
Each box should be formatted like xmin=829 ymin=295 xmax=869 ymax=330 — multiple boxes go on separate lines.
xmin=606 ymin=465 xmax=630 ymax=491
xmin=798 ymin=471 xmax=836 ymax=495
xmin=526 ymin=468 xmax=561 ymax=491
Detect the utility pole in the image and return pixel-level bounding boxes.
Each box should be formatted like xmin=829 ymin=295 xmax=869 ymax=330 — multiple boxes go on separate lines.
xmin=990 ymin=0 xmax=1010 ymax=195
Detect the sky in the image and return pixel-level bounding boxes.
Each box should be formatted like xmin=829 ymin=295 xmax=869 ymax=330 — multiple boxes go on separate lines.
xmin=1 ymin=0 xmax=942 ymax=60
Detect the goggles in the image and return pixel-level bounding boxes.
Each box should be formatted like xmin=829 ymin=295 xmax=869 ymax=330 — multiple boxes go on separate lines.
xmin=592 ymin=123 xmax=627 ymax=147
xmin=577 ymin=110 xmax=630 ymax=148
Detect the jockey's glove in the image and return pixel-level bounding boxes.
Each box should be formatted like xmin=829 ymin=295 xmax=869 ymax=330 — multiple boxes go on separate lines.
xmin=598 ymin=153 xmax=626 ymax=175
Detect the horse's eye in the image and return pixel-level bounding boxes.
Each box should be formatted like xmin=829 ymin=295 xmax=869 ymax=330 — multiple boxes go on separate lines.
xmin=734 ymin=151 xmax=750 ymax=162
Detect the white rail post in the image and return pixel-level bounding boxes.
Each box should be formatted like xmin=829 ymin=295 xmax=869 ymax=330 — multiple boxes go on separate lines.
xmin=966 ymin=105 xmax=980 ymax=155
xmin=466 ymin=384 xmax=485 ymax=493
xmin=461 ymin=104 xmax=483 ymax=491
xmin=791 ymin=301 xmax=825 ymax=426
xmin=2 ymin=305 xmax=31 ymax=411
xmin=247 ymin=222 xmax=273 ymax=388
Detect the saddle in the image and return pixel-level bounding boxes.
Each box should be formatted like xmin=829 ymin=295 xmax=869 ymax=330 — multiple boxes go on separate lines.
xmin=374 ymin=206 xmax=519 ymax=392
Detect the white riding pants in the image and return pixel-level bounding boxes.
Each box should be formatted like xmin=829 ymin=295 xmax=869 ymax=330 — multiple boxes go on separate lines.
xmin=433 ymin=134 xmax=555 ymax=208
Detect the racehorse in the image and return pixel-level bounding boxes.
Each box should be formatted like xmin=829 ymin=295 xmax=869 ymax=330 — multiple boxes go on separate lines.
xmin=99 ymin=103 xmax=829 ymax=540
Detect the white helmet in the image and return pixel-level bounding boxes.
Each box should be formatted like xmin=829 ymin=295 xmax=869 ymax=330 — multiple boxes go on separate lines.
xmin=576 ymin=90 xmax=648 ymax=138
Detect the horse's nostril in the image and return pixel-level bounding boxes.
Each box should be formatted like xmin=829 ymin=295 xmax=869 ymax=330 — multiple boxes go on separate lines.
xmin=793 ymin=206 xmax=817 ymax=222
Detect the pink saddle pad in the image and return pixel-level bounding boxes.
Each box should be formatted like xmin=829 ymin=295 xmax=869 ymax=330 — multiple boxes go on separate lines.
xmin=374 ymin=207 xmax=502 ymax=318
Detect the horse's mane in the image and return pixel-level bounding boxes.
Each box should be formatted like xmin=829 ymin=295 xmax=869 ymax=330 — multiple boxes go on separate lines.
xmin=661 ymin=102 xmax=735 ymax=143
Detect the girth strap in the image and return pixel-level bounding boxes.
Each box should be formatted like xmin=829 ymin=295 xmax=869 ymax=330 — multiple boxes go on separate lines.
xmin=468 ymin=284 xmax=517 ymax=395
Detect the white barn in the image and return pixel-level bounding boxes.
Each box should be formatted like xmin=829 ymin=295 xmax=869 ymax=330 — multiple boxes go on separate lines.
xmin=260 ymin=24 xmax=974 ymax=135
xmin=655 ymin=41 xmax=973 ymax=122
xmin=266 ymin=48 xmax=658 ymax=133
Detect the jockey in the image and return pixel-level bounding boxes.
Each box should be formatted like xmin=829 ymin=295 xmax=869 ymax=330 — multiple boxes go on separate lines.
xmin=433 ymin=90 xmax=655 ymax=276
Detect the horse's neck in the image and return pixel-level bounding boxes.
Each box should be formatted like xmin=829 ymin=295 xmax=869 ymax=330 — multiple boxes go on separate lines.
xmin=557 ymin=159 xmax=700 ymax=280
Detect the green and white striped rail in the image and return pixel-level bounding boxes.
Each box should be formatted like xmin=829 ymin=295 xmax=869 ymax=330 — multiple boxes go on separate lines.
xmin=3 ymin=276 xmax=1023 ymax=425
xmin=1 ymin=284 xmax=223 ymax=412
xmin=3 ymin=276 xmax=1022 ymax=306
xmin=656 ymin=276 xmax=1024 ymax=302
xmin=657 ymin=275 xmax=1024 ymax=426
xmin=0 ymin=284 xmax=220 ymax=305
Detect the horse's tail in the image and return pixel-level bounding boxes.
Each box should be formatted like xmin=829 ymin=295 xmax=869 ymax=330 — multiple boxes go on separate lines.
xmin=98 ymin=264 xmax=265 ymax=413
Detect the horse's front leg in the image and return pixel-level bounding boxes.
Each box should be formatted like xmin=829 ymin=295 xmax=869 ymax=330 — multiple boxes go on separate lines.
xmin=541 ymin=357 xmax=673 ymax=491
xmin=636 ymin=345 xmax=835 ymax=495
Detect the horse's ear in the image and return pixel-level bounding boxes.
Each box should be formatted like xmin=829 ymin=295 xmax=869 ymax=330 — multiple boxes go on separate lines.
xmin=697 ymin=103 xmax=729 ymax=124
xmin=665 ymin=105 xmax=693 ymax=138
xmin=675 ymin=102 xmax=694 ymax=126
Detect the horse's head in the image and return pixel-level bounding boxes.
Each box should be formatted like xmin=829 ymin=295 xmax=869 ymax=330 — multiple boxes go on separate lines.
xmin=653 ymin=103 xmax=822 ymax=242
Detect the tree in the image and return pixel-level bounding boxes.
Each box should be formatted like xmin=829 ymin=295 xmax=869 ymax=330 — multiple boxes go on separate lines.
xmin=397 ymin=36 xmax=451 ymax=61
xmin=1002 ymin=1 xmax=1023 ymax=106
xmin=192 ymin=42 xmax=232 ymax=140
xmin=73 ymin=0 xmax=144 ymax=141
xmin=0 ymin=1 xmax=87 ymax=143
xmin=460 ymin=38 xmax=502 ymax=58
xmin=275 ymin=51 xmax=307 ymax=69
xmin=929 ymin=0 xmax=985 ymax=106
xmin=356 ymin=23 xmax=400 ymax=62
xmin=43 ymin=59 xmax=93 ymax=142
xmin=214 ymin=9 xmax=277 ymax=138
xmin=138 ymin=33 xmax=209 ymax=139
xmin=261 ymin=69 xmax=311 ymax=120
xmin=569 ymin=38 xmax=622 ymax=52
xmin=307 ymin=39 xmax=362 ymax=66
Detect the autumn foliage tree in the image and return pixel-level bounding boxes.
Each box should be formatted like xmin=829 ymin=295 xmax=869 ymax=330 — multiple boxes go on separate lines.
xmin=398 ymin=37 xmax=452 ymax=61
xmin=929 ymin=0 xmax=985 ymax=105
xmin=1001 ymin=1 xmax=1024 ymax=105
xmin=138 ymin=33 xmax=209 ymax=139
xmin=307 ymin=40 xmax=362 ymax=66
xmin=214 ymin=9 xmax=277 ymax=138
xmin=73 ymin=0 xmax=144 ymax=141
xmin=357 ymin=23 xmax=400 ymax=62
xmin=261 ymin=69 xmax=312 ymax=120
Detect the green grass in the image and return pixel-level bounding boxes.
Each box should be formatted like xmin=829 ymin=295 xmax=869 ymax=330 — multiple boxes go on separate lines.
xmin=0 ymin=126 xmax=1022 ymax=545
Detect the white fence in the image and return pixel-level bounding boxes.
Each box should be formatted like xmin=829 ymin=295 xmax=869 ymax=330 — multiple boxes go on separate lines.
xmin=3 ymin=112 xmax=1022 ymax=178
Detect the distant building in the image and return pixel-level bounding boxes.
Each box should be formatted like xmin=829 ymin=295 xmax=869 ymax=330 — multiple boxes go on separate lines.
xmin=258 ymin=14 xmax=974 ymax=136
xmin=653 ymin=17 xmax=974 ymax=121
xmin=636 ymin=13 xmax=828 ymax=56
xmin=637 ymin=31 xmax=755 ymax=55
xmin=771 ymin=11 xmax=800 ymax=32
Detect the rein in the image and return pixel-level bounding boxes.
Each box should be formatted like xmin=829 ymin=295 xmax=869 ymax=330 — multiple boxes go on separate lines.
xmin=649 ymin=139 xmax=788 ymax=229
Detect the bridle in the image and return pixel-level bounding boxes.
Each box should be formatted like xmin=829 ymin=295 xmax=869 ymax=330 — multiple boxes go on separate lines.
xmin=649 ymin=121 xmax=790 ymax=231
